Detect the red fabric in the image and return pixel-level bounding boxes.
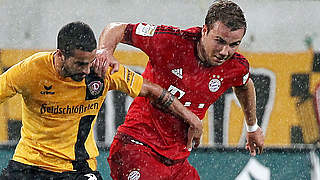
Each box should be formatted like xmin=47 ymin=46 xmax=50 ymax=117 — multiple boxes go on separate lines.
xmin=117 ymin=23 xmax=250 ymax=160
xmin=108 ymin=137 xmax=200 ymax=180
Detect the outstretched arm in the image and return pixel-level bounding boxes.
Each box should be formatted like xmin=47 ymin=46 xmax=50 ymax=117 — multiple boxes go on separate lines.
xmin=139 ymin=79 xmax=203 ymax=151
xmin=94 ymin=23 xmax=128 ymax=77
xmin=233 ymin=78 xmax=264 ymax=156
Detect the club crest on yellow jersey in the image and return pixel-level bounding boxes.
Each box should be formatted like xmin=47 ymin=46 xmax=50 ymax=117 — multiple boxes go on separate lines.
xmin=88 ymin=81 xmax=103 ymax=96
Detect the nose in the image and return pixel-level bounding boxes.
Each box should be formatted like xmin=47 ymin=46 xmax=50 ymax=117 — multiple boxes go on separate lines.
xmin=220 ymin=45 xmax=230 ymax=57
xmin=82 ymin=65 xmax=91 ymax=75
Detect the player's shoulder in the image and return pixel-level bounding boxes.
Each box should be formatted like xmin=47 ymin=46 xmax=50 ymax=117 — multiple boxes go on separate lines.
xmin=23 ymin=52 xmax=52 ymax=64
xmin=28 ymin=52 xmax=52 ymax=61
xmin=18 ymin=52 xmax=53 ymax=71
xmin=154 ymin=24 xmax=180 ymax=35
xmin=180 ymin=26 xmax=202 ymax=41
xmin=232 ymin=52 xmax=248 ymax=61
xmin=153 ymin=24 xmax=201 ymax=40
xmin=230 ymin=52 xmax=249 ymax=70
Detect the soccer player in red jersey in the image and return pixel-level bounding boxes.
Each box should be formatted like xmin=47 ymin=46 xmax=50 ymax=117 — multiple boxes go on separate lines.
xmin=96 ymin=0 xmax=264 ymax=179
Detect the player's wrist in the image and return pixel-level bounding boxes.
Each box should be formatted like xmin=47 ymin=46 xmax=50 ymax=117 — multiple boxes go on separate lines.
xmin=156 ymin=89 xmax=175 ymax=108
xmin=189 ymin=116 xmax=201 ymax=128
xmin=96 ymin=48 xmax=113 ymax=55
xmin=245 ymin=120 xmax=259 ymax=132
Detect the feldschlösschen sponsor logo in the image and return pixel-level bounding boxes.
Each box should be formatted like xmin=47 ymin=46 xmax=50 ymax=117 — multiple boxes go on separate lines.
xmin=40 ymin=103 xmax=99 ymax=114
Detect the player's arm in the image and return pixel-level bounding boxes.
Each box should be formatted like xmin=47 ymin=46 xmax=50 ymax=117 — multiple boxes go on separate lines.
xmin=139 ymin=79 xmax=203 ymax=150
xmin=94 ymin=23 xmax=128 ymax=77
xmin=233 ymin=78 xmax=264 ymax=156
xmin=0 ymin=74 xmax=15 ymax=104
xmin=0 ymin=64 xmax=25 ymax=104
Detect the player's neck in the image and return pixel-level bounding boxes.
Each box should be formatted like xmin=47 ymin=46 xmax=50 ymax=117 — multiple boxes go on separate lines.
xmin=196 ymin=42 xmax=211 ymax=68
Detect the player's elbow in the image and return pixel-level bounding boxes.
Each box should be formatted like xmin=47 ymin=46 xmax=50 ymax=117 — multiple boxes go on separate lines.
xmin=138 ymin=79 xmax=161 ymax=100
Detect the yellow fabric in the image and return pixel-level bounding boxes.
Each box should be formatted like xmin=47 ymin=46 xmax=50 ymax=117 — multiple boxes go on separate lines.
xmin=296 ymin=98 xmax=320 ymax=144
xmin=0 ymin=52 xmax=143 ymax=172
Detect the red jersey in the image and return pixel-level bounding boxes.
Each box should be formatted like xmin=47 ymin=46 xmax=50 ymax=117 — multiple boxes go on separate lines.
xmin=117 ymin=23 xmax=250 ymax=160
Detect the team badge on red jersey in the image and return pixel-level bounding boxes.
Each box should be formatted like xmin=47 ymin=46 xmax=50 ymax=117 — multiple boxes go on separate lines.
xmin=88 ymin=81 xmax=103 ymax=96
xmin=128 ymin=169 xmax=141 ymax=180
xmin=209 ymin=75 xmax=223 ymax=92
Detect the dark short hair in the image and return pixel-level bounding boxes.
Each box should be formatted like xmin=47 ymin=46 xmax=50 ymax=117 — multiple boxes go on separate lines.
xmin=57 ymin=21 xmax=97 ymax=58
xmin=205 ymin=0 xmax=246 ymax=34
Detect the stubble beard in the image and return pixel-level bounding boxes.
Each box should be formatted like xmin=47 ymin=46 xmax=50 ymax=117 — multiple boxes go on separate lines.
xmin=61 ymin=65 xmax=85 ymax=82
xmin=197 ymin=42 xmax=213 ymax=67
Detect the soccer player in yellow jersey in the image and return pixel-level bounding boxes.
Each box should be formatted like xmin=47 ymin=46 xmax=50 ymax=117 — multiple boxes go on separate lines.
xmin=0 ymin=22 xmax=202 ymax=180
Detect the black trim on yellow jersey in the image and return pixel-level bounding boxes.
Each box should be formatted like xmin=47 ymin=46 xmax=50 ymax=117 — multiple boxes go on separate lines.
xmin=73 ymin=115 xmax=96 ymax=170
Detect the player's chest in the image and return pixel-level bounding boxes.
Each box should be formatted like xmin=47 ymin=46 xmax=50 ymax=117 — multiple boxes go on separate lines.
xmin=154 ymin=58 xmax=234 ymax=105
xmin=27 ymin=77 xmax=106 ymax=103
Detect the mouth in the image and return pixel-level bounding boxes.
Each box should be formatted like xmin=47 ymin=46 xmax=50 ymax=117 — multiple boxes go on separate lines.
xmin=213 ymin=56 xmax=226 ymax=64
xmin=215 ymin=56 xmax=226 ymax=61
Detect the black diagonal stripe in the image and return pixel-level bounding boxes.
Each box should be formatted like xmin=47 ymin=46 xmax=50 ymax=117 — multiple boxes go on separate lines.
xmin=155 ymin=31 xmax=180 ymax=36
xmin=234 ymin=56 xmax=249 ymax=70
xmin=74 ymin=115 xmax=96 ymax=161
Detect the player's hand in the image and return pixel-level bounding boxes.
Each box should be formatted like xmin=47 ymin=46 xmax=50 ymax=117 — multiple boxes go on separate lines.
xmin=93 ymin=49 xmax=119 ymax=78
xmin=187 ymin=117 xmax=203 ymax=151
xmin=246 ymin=127 xmax=264 ymax=156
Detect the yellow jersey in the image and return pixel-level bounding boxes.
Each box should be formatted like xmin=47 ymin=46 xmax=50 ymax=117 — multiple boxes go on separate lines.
xmin=0 ymin=52 xmax=143 ymax=172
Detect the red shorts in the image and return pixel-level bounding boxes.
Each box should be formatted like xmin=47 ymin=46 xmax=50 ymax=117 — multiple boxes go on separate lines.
xmin=107 ymin=133 xmax=200 ymax=180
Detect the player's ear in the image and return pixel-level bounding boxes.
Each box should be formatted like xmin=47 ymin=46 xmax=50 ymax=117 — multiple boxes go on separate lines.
xmin=202 ymin=25 xmax=208 ymax=36
xmin=56 ymin=49 xmax=65 ymax=62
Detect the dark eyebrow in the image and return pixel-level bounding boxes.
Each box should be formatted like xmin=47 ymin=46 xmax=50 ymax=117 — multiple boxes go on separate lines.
xmin=215 ymin=36 xmax=227 ymax=43
xmin=230 ymin=40 xmax=241 ymax=46
xmin=76 ymin=57 xmax=96 ymax=65
xmin=215 ymin=36 xmax=241 ymax=46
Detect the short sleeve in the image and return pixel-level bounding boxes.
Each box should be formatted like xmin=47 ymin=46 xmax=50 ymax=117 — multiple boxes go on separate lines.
xmin=123 ymin=23 xmax=183 ymax=59
xmin=231 ymin=53 xmax=250 ymax=87
xmin=123 ymin=23 xmax=157 ymax=54
xmin=0 ymin=61 xmax=27 ymax=103
xmin=233 ymin=71 xmax=250 ymax=87
xmin=108 ymin=64 xmax=143 ymax=98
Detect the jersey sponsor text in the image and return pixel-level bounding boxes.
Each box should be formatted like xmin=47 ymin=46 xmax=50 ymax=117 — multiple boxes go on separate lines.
xmin=40 ymin=103 xmax=99 ymax=114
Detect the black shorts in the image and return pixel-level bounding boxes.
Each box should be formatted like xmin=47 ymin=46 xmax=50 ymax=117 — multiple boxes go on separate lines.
xmin=0 ymin=160 xmax=103 ymax=180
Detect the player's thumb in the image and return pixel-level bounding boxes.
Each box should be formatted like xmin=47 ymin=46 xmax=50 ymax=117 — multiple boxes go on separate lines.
xmin=187 ymin=133 xmax=193 ymax=151
xmin=249 ymin=143 xmax=256 ymax=156
xmin=110 ymin=63 xmax=119 ymax=75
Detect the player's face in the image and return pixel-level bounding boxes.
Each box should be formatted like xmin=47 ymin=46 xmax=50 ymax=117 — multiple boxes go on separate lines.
xmin=62 ymin=49 xmax=97 ymax=82
xmin=198 ymin=21 xmax=245 ymax=67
